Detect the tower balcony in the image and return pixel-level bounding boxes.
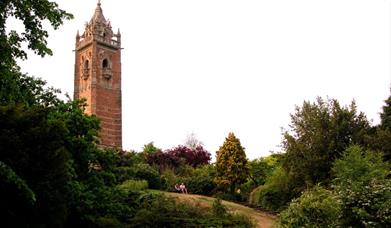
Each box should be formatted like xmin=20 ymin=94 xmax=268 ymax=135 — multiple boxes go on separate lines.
xmin=76 ymin=35 xmax=120 ymax=50
xmin=95 ymin=35 xmax=121 ymax=48
xmin=102 ymin=68 xmax=112 ymax=79
xmin=82 ymin=68 xmax=90 ymax=80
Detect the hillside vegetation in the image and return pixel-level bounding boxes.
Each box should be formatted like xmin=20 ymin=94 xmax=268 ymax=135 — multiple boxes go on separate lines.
xmin=1 ymin=1 xmax=391 ymax=227
xmin=165 ymin=192 xmax=276 ymax=228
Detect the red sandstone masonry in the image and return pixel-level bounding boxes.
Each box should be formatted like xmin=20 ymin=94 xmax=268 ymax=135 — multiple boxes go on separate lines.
xmin=74 ymin=2 xmax=122 ymax=149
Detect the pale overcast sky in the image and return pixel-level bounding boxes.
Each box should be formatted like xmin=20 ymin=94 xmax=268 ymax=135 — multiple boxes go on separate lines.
xmin=15 ymin=0 xmax=391 ymax=159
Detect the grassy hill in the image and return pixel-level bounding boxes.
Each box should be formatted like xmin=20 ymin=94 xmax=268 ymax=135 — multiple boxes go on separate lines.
xmin=163 ymin=192 xmax=277 ymax=228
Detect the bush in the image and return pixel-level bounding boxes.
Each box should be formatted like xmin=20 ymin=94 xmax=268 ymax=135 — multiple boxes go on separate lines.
xmin=332 ymin=145 xmax=391 ymax=227
xmin=117 ymin=180 xmax=148 ymax=194
xmin=167 ymin=145 xmax=212 ymax=168
xmin=248 ymin=154 xmax=281 ymax=186
xmin=236 ymin=182 xmax=254 ymax=202
xmin=131 ymin=163 xmax=161 ymax=189
xmin=160 ymin=169 xmax=183 ymax=192
xmin=277 ymin=186 xmax=341 ymax=228
xmin=114 ymin=163 xmax=161 ymax=189
xmin=249 ymin=166 xmax=295 ymax=212
xmin=212 ymin=198 xmax=227 ymax=217
xmin=185 ymin=165 xmax=216 ymax=195
xmin=145 ymin=145 xmax=212 ymax=171
xmin=93 ymin=216 xmax=123 ymax=228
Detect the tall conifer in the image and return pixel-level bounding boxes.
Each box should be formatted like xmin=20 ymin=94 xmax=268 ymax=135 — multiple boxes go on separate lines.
xmin=215 ymin=132 xmax=249 ymax=193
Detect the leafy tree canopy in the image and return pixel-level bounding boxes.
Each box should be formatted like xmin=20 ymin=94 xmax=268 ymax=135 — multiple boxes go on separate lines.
xmin=248 ymin=153 xmax=282 ymax=186
xmin=370 ymin=91 xmax=391 ymax=161
xmin=380 ymin=92 xmax=391 ymax=130
xmin=282 ymin=97 xmax=370 ymax=187
xmin=215 ymin=132 xmax=249 ymax=192
xmin=0 ymin=0 xmax=73 ymax=70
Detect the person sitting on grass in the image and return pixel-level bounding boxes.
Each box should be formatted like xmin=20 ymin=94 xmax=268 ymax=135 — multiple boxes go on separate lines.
xmin=174 ymin=183 xmax=181 ymax=192
xmin=179 ymin=183 xmax=188 ymax=194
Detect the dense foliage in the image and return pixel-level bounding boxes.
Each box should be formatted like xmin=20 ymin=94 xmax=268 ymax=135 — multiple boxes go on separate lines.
xmin=370 ymin=93 xmax=391 ymax=161
xmin=0 ymin=0 xmax=72 ymax=70
xmin=215 ymin=132 xmax=249 ymax=194
xmin=0 ymin=2 xmax=253 ymax=227
xmin=277 ymin=186 xmax=341 ymax=228
xmin=249 ymin=166 xmax=295 ymax=212
xmin=3 ymin=1 xmax=391 ymax=227
xmin=247 ymin=154 xmax=280 ymax=186
xmin=332 ymin=145 xmax=391 ymax=227
xmin=146 ymin=145 xmax=211 ymax=170
xmin=277 ymin=145 xmax=391 ymax=227
xmin=282 ymin=98 xmax=370 ymax=188
xmin=0 ymin=104 xmax=73 ymax=226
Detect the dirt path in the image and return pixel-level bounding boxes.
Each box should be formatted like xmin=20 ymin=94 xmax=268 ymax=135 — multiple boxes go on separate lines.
xmin=166 ymin=192 xmax=277 ymax=228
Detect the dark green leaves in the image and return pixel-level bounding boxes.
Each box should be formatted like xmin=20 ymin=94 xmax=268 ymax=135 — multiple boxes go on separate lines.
xmin=0 ymin=0 xmax=73 ymax=69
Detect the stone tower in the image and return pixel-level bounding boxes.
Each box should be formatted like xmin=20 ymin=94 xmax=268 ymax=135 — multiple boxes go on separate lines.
xmin=74 ymin=1 xmax=122 ymax=149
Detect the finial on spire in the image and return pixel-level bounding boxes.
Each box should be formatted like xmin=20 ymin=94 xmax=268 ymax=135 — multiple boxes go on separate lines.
xmin=91 ymin=0 xmax=106 ymax=24
xmin=76 ymin=30 xmax=80 ymax=43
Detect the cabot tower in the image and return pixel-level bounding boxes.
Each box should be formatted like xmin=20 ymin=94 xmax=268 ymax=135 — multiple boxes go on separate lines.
xmin=74 ymin=1 xmax=122 ymax=148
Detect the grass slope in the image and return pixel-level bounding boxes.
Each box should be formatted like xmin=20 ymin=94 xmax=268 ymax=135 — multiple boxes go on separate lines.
xmin=163 ymin=191 xmax=276 ymax=228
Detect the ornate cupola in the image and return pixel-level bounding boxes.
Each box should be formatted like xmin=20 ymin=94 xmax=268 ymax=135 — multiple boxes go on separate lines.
xmin=74 ymin=0 xmax=123 ymax=149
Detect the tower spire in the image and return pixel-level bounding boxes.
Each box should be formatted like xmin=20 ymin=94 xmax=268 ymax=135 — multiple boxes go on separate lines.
xmin=91 ymin=0 xmax=106 ymax=24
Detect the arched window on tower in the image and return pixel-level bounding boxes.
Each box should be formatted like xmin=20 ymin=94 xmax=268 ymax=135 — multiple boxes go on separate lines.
xmin=102 ymin=59 xmax=109 ymax=69
xmin=83 ymin=59 xmax=89 ymax=79
xmin=102 ymin=58 xmax=112 ymax=79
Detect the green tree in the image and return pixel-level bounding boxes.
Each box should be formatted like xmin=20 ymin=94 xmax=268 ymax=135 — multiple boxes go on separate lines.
xmin=282 ymin=97 xmax=370 ymax=189
xmin=0 ymin=0 xmax=72 ymax=70
xmin=215 ymin=132 xmax=249 ymax=193
xmin=142 ymin=142 xmax=161 ymax=161
xmin=380 ymin=92 xmax=391 ymax=130
xmin=248 ymin=154 xmax=281 ymax=186
xmin=143 ymin=142 xmax=160 ymax=154
xmin=0 ymin=104 xmax=73 ymax=226
xmin=0 ymin=161 xmax=36 ymax=226
xmin=369 ymin=92 xmax=391 ymax=161
xmin=332 ymin=145 xmax=391 ymax=227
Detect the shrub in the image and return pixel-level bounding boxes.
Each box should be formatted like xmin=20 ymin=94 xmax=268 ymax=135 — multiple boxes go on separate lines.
xmin=131 ymin=163 xmax=161 ymax=189
xmin=249 ymin=166 xmax=295 ymax=212
xmin=117 ymin=180 xmax=148 ymax=194
xmin=114 ymin=163 xmax=161 ymax=189
xmin=212 ymin=198 xmax=227 ymax=217
xmin=277 ymin=186 xmax=341 ymax=228
xmin=160 ymin=169 xmax=183 ymax=192
xmin=146 ymin=145 xmax=212 ymax=171
xmin=93 ymin=216 xmax=123 ymax=228
xmin=237 ymin=180 xmax=256 ymax=202
xmin=185 ymin=165 xmax=216 ymax=195
xmin=167 ymin=145 xmax=212 ymax=167
xmin=332 ymin=145 xmax=391 ymax=227
xmin=248 ymin=154 xmax=281 ymax=186
xmin=146 ymin=150 xmax=180 ymax=171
